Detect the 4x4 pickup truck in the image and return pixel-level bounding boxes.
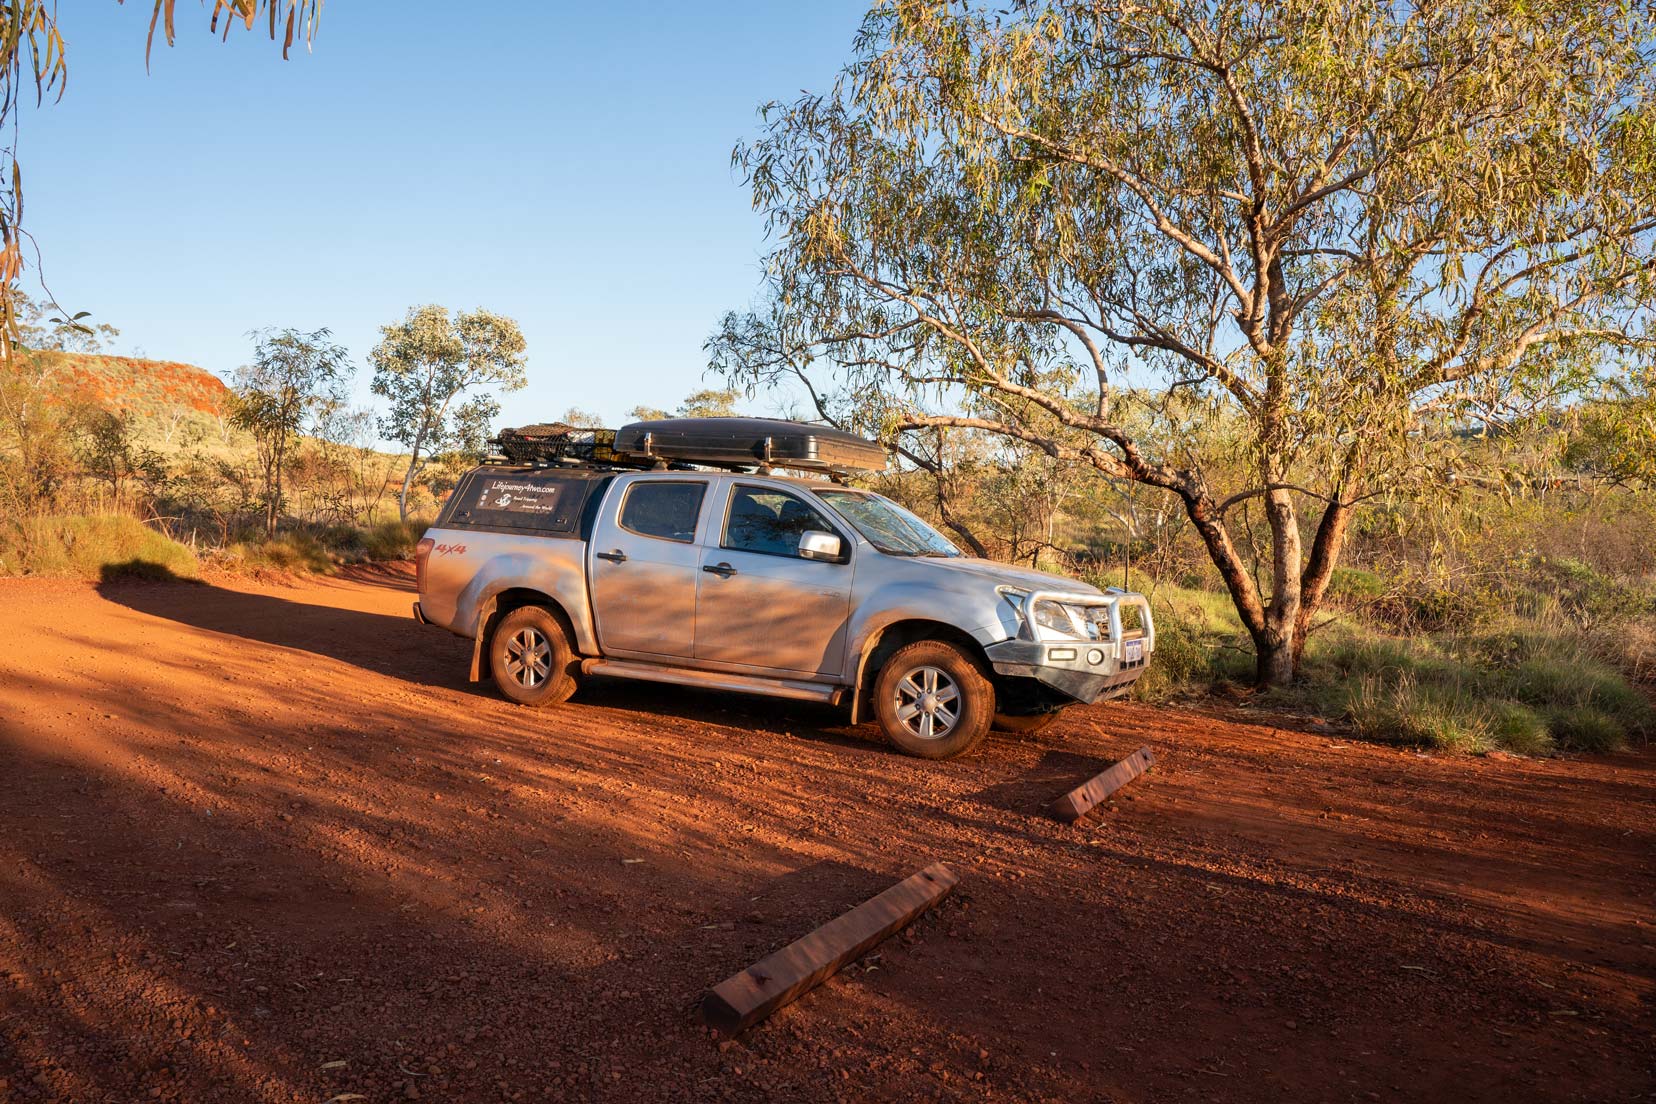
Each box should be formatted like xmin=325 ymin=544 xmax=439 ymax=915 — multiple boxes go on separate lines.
xmin=413 ymin=418 xmax=1154 ymax=759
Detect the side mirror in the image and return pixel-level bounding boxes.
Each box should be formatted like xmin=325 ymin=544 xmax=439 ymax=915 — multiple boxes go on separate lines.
xmin=797 ymin=530 xmax=844 ymax=562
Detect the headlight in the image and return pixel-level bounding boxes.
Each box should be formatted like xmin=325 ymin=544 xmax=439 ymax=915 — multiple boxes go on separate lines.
xmin=998 ymin=587 xmax=1110 ymax=642
xmin=1033 ymin=599 xmax=1089 ymax=640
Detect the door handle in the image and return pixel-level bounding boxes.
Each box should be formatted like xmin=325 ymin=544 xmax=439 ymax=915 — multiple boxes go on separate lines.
xmin=702 ymin=562 xmax=737 ymax=578
xmin=595 ymin=549 xmax=628 ymax=563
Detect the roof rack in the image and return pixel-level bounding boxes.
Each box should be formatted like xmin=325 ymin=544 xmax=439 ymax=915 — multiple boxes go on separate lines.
xmin=488 ymin=417 xmax=887 ymax=478
xmin=489 ymin=423 xmax=633 ymax=468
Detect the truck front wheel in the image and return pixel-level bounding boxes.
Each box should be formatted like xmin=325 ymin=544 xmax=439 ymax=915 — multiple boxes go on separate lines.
xmin=873 ymin=640 xmax=994 ymax=759
xmin=489 ymin=606 xmax=579 ymax=707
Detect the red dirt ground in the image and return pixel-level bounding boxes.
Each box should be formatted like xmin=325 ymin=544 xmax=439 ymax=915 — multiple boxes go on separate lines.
xmin=0 ymin=567 xmax=1651 ymax=1103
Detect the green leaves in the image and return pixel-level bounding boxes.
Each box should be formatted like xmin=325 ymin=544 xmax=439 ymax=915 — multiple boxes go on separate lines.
xmin=710 ymin=0 xmax=1656 ymax=681
xmin=369 ymin=305 xmax=528 ymax=518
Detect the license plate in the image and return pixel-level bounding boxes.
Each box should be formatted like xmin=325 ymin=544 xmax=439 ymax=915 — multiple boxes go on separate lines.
xmin=1124 ymin=640 xmax=1144 ymax=663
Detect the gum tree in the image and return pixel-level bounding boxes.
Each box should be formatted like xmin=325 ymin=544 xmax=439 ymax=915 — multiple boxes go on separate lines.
xmin=710 ymin=0 xmax=1656 ymax=685
xmin=230 ymin=327 xmax=351 ymax=537
xmin=370 ymin=305 xmax=527 ymax=522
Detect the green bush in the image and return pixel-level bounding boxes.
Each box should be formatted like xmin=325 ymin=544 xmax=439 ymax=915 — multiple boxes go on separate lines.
xmin=1487 ymin=702 xmax=1554 ymax=756
xmin=1326 ymin=566 xmax=1386 ymax=605
xmin=1343 ymin=673 xmax=1490 ymax=753
xmin=1128 ymin=587 xmax=1255 ymax=700
xmin=1536 ymin=557 xmax=1656 ymax=624
xmin=0 ymin=515 xmax=199 ymax=580
xmin=1130 ymin=619 xmax=1213 ymax=700
xmin=361 ymin=518 xmax=425 ymax=560
xmin=1544 ymin=707 xmax=1628 ymax=754
xmin=228 ymin=531 xmax=333 ymax=574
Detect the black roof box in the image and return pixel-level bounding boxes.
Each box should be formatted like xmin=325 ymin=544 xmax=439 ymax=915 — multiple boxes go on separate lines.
xmin=612 ymin=417 xmax=886 ymax=475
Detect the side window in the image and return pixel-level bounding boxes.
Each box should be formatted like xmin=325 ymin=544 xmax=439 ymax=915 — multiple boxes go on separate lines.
xmin=618 ymin=481 xmax=706 ymax=543
xmin=723 ymin=485 xmax=837 ymax=558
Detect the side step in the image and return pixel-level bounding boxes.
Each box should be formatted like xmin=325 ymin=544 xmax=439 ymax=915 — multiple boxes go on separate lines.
xmin=581 ymin=658 xmax=843 ymax=705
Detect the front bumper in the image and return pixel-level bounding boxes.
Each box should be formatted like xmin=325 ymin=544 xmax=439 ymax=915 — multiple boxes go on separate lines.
xmin=984 ymin=637 xmax=1149 ymax=704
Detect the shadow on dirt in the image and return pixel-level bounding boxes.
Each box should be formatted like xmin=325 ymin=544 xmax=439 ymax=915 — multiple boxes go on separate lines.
xmin=95 ymin=571 xmax=473 ymax=688
xmin=92 ymin=570 xmax=879 ymax=749
xmin=574 ymin=675 xmax=880 ymax=755
xmin=965 ymin=748 xmax=1109 ymax=815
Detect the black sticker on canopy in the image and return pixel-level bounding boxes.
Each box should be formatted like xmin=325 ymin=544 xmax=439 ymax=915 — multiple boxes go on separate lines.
xmin=457 ymin=474 xmax=589 ymax=532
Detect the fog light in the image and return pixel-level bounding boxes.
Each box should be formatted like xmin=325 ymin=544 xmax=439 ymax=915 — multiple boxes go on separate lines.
xmin=1087 ymin=648 xmax=1105 ymax=665
xmin=1049 ymin=647 xmax=1077 ymax=661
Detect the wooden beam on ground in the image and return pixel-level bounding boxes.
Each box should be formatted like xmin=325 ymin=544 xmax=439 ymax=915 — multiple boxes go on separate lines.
xmin=699 ymin=862 xmax=958 ymax=1036
xmin=1051 ymin=746 xmax=1155 ymax=823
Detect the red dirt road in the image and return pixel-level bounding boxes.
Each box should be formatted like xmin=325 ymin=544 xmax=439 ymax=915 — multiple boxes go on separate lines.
xmin=0 ymin=568 xmax=1652 ymax=1103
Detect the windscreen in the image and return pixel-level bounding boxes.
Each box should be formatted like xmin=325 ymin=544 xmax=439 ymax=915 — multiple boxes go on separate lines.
xmin=814 ymin=489 xmax=962 ymax=557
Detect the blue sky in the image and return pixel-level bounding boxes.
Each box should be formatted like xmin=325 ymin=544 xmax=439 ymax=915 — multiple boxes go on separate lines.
xmin=21 ymin=1 xmax=867 ymax=426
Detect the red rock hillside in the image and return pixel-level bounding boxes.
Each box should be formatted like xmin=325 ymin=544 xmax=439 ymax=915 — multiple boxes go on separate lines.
xmin=30 ymin=351 xmax=229 ymax=419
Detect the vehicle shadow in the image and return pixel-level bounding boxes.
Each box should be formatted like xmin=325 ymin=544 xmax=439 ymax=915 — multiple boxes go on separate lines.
xmin=573 ymin=675 xmax=883 ymax=756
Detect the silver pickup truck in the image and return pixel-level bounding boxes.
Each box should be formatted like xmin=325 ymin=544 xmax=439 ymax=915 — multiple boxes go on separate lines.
xmin=413 ymin=418 xmax=1153 ymax=759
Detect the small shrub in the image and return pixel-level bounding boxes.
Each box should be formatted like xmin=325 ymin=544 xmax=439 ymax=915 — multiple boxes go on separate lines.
xmin=1486 ymin=702 xmax=1554 ymax=756
xmin=1585 ymin=616 xmax=1656 ymax=682
xmin=1344 ymin=673 xmax=1490 ymax=753
xmin=1129 ymin=589 xmax=1255 ymax=700
xmin=1398 ymin=585 xmax=1504 ymax=632
xmin=1316 ymin=633 xmax=1435 ymax=679
xmin=361 ymin=518 xmax=424 ymax=560
xmin=1536 ymin=557 xmax=1656 ymax=625
xmin=0 ymin=514 xmax=199 ymax=580
xmin=229 ymin=531 xmax=333 ymax=574
xmin=1131 ymin=619 xmax=1212 ymax=700
xmin=1509 ymin=656 xmax=1642 ymax=715
xmin=1544 ymin=707 xmax=1627 ymax=754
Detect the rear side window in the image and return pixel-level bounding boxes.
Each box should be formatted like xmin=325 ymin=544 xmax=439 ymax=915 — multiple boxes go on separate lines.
xmin=619 ymin=481 xmax=706 ymax=542
xmin=448 ymin=472 xmax=594 ymax=534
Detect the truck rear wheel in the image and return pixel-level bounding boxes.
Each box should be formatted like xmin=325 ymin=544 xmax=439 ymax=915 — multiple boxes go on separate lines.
xmin=873 ymin=640 xmax=994 ymax=760
xmin=489 ymin=606 xmax=579 ymax=707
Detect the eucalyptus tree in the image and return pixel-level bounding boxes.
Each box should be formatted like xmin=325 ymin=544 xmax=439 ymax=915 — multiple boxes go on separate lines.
xmin=231 ymin=327 xmax=351 ymax=538
xmin=370 ymin=305 xmax=528 ymax=522
xmin=710 ymin=0 xmax=1656 ymax=685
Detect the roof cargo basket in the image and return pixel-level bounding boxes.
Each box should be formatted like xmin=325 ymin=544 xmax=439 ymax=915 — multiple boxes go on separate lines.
xmin=490 ymin=423 xmax=628 ymax=467
xmin=612 ymin=417 xmax=887 ymax=475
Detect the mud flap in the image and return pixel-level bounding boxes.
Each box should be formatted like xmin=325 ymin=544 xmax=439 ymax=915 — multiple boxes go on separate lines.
xmin=468 ymin=597 xmax=498 ymax=683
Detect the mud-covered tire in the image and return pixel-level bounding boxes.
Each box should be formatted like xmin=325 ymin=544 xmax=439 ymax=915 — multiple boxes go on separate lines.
xmin=488 ymin=606 xmax=579 ymax=707
xmin=873 ymin=639 xmax=994 ymax=760
xmin=992 ymin=709 xmax=1063 ymax=735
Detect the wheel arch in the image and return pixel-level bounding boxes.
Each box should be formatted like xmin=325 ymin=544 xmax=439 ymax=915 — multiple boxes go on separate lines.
xmin=469 ymin=587 xmax=581 ymax=682
xmin=849 ymin=618 xmax=992 ymax=725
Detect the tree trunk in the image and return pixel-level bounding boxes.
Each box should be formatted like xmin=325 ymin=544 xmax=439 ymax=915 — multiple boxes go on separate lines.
xmin=397 ymin=457 xmax=416 ymax=524
xmin=1180 ymin=489 xmax=1269 ymax=640
xmin=1291 ymin=497 xmax=1353 ymax=668
xmin=1179 ymin=483 xmax=1328 ymax=689
xmin=941 ymin=513 xmax=989 ymax=558
xmin=1256 ymin=487 xmax=1303 ymax=686
xmin=266 ymin=445 xmax=283 ymax=539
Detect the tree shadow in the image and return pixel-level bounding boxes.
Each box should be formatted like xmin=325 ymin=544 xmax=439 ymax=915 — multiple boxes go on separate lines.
xmin=95 ymin=572 xmax=475 ymax=690
xmin=965 ymin=747 xmax=1112 ymax=815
